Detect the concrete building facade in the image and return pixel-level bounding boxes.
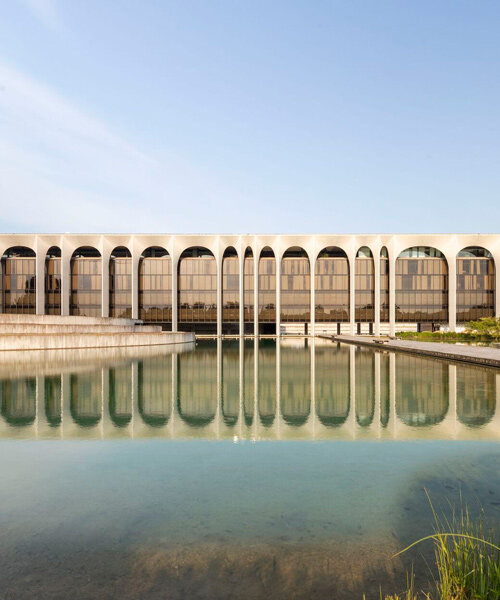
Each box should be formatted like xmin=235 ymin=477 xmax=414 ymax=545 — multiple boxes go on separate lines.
xmin=1 ymin=233 xmax=499 ymax=335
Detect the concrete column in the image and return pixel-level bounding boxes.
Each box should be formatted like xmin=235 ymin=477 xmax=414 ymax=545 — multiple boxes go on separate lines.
xmin=35 ymin=246 xmax=45 ymax=315
xmin=217 ymin=255 xmax=222 ymax=337
xmin=131 ymin=249 xmax=139 ymax=320
xmin=349 ymin=253 xmax=356 ymax=335
xmin=374 ymin=251 xmax=380 ymax=336
xmin=310 ymin=257 xmax=315 ymax=337
xmin=495 ymin=253 xmax=500 ymax=318
xmin=239 ymin=251 xmax=244 ymax=337
xmin=276 ymin=254 xmax=281 ymax=337
xmin=253 ymin=253 xmax=259 ymax=337
xmin=389 ymin=254 xmax=396 ymax=337
xmin=61 ymin=248 xmax=71 ymax=316
xmin=101 ymin=255 xmax=109 ymax=318
xmin=171 ymin=256 xmax=178 ymax=332
xmin=448 ymin=254 xmax=457 ymax=332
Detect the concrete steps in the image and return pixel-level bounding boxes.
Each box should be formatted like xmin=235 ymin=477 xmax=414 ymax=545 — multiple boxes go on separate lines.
xmin=0 ymin=314 xmax=194 ymax=351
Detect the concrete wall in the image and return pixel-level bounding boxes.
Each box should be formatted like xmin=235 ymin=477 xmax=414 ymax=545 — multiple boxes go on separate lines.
xmin=1 ymin=233 xmax=499 ymax=336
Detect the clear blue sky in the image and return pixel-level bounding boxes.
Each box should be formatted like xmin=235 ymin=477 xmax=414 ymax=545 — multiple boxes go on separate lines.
xmin=0 ymin=1 xmax=499 ymax=233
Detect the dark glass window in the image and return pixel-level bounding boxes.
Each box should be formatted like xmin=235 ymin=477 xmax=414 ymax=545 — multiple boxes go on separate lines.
xmin=396 ymin=247 xmax=448 ymax=323
xmin=315 ymin=247 xmax=349 ymax=322
xmin=380 ymin=248 xmax=389 ymax=322
xmin=258 ymin=249 xmax=276 ymax=322
xmin=45 ymin=247 xmax=61 ymax=315
xmin=70 ymin=247 xmax=102 ymax=317
xmin=109 ymin=247 xmax=131 ymax=318
xmin=1 ymin=247 xmax=36 ymax=314
xmin=281 ymin=248 xmax=310 ymax=322
xmin=456 ymin=247 xmax=495 ymax=322
xmin=244 ymin=249 xmax=254 ymax=323
xmin=139 ymin=247 xmax=172 ymax=323
xmin=222 ymin=248 xmax=239 ymax=327
xmin=355 ymin=247 xmax=374 ymax=322
xmin=178 ymin=248 xmax=216 ymax=323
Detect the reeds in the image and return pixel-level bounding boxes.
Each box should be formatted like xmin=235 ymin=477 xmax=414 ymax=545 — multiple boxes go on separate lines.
xmin=380 ymin=494 xmax=500 ymax=600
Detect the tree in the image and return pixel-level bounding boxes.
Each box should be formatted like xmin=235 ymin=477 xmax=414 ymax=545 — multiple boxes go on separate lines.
xmin=465 ymin=316 xmax=500 ymax=339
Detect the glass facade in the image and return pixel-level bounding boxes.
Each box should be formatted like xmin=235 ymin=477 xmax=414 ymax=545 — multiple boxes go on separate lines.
xmin=396 ymin=247 xmax=448 ymax=323
xmin=315 ymin=248 xmax=349 ymax=322
xmin=139 ymin=247 xmax=172 ymax=323
xmin=178 ymin=248 xmax=217 ymax=323
xmin=456 ymin=247 xmax=495 ymax=322
xmin=222 ymin=248 xmax=239 ymax=328
xmin=380 ymin=247 xmax=389 ymax=322
xmin=1 ymin=247 xmax=36 ymax=314
xmin=109 ymin=247 xmax=131 ymax=318
xmin=70 ymin=247 xmax=102 ymax=317
xmin=355 ymin=247 xmax=374 ymax=322
xmin=281 ymin=248 xmax=310 ymax=322
xmin=258 ymin=249 xmax=276 ymax=323
xmin=243 ymin=248 xmax=254 ymax=323
xmin=45 ymin=247 xmax=61 ymax=315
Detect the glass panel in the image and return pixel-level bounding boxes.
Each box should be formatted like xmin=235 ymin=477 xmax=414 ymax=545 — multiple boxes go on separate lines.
xmin=70 ymin=251 xmax=102 ymax=318
xmin=178 ymin=250 xmax=216 ymax=323
xmin=139 ymin=249 xmax=172 ymax=323
xmin=1 ymin=248 xmax=36 ymax=315
xmin=355 ymin=256 xmax=374 ymax=322
xmin=315 ymin=252 xmax=349 ymax=322
xmin=280 ymin=253 xmax=310 ymax=322
xmin=222 ymin=253 xmax=239 ymax=327
xmin=258 ymin=254 xmax=276 ymax=322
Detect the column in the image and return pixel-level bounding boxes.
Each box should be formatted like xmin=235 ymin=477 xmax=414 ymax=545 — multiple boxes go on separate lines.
xmin=171 ymin=256 xmax=178 ymax=332
xmin=35 ymin=247 xmax=45 ymax=315
xmin=131 ymin=249 xmax=139 ymax=320
xmin=448 ymin=254 xmax=457 ymax=332
xmin=61 ymin=247 xmax=71 ymax=316
xmin=389 ymin=254 xmax=396 ymax=337
xmin=239 ymin=251 xmax=244 ymax=337
xmin=253 ymin=253 xmax=259 ymax=337
xmin=374 ymin=251 xmax=380 ymax=336
xmin=101 ymin=254 xmax=110 ymax=318
xmin=495 ymin=253 xmax=500 ymax=319
xmin=349 ymin=253 xmax=355 ymax=335
xmin=276 ymin=253 xmax=281 ymax=336
xmin=217 ymin=256 xmax=222 ymax=337
xmin=310 ymin=256 xmax=315 ymax=337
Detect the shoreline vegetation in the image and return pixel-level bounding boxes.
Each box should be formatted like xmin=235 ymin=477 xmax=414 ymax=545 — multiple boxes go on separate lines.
xmin=396 ymin=317 xmax=500 ymax=344
xmin=379 ymin=496 xmax=500 ymax=600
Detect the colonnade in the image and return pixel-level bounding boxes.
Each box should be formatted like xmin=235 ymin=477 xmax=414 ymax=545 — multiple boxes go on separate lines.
xmin=1 ymin=233 xmax=500 ymax=335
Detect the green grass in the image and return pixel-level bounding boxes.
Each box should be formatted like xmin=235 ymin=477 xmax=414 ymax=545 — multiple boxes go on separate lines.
xmin=395 ymin=331 xmax=494 ymax=343
xmin=379 ymin=495 xmax=500 ymax=600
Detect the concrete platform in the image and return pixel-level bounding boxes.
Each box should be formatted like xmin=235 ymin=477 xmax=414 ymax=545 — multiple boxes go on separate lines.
xmin=334 ymin=335 xmax=500 ymax=368
xmin=0 ymin=314 xmax=194 ymax=351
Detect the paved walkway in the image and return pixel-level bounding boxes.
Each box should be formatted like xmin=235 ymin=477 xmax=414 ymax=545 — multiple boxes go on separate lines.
xmin=335 ymin=335 xmax=500 ymax=369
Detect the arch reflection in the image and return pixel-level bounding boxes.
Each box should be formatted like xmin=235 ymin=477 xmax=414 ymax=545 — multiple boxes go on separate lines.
xmin=178 ymin=342 xmax=217 ymax=426
xmin=315 ymin=344 xmax=350 ymax=426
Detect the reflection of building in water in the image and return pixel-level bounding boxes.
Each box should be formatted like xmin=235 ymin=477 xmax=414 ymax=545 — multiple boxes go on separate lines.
xmin=138 ymin=356 xmax=171 ymax=427
xmin=109 ymin=365 xmax=132 ymax=427
xmin=355 ymin=349 xmax=375 ymax=426
xmin=396 ymin=355 xmax=449 ymax=426
xmin=258 ymin=341 xmax=276 ymax=426
xmin=222 ymin=341 xmax=239 ymax=425
xmin=70 ymin=371 xmax=102 ymax=427
xmin=457 ymin=366 xmax=496 ymax=427
xmin=0 ymin=378 xmax=36 ymax=425
xmin=0 ymin=342 xmax=499 ymax=440
xmin=280 ymin=345 xmax=311 ymax=426
xmin=315 ymin=344 xmax=350 ymax=426
xmin=178 ymin=343 xmax=217 ymax=426
xmin=45 ymin=376 xmax=61 ymax=426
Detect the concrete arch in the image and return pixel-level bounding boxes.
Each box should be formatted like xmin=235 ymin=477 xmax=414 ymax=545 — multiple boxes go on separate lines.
xmin=222 ymin=246 xmax=240 ymax=334
xmin=355 ymin=247 xmax=375 ymax=325
xmin=109 ymin=246 xmax=132 ymax=319
xmin=139 ymin=246 xmax=172 ymax=324
xmin=1 ymin=246 xmax=37 ymax=315
xmin=396 ymin=246 xmax=449 ymax=326
xmin=258 ymin=246 xmax=277 ymax=334
xmin=315 ymin=246 xmax=350 ymax=325
xmin=281 ymin=246 xmax=311 ymax=326
xmin=70 ymin=246 xmax=102 ymax=317
xmin=456 ymin=246 xmax=495 ymax=323
xmin=45 ymin=246 xmax=61 ymax=315
xmin=178 ymin=246 xmax=217 ymax=333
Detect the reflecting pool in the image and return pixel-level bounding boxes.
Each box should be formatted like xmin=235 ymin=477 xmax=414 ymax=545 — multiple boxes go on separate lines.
xmin=0 ymin=339 xmax=499 ymax=599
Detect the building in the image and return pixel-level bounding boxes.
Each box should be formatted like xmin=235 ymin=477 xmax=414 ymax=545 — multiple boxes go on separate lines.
xmin=0 ymin=233 xmax=498 ymax=335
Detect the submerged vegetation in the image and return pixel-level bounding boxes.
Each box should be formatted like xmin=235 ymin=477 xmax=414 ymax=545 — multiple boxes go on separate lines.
xmin=381 ymin=496 xmax=500 ymax=600
xmin=397 ymin=317 xmax=500 ymax=343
